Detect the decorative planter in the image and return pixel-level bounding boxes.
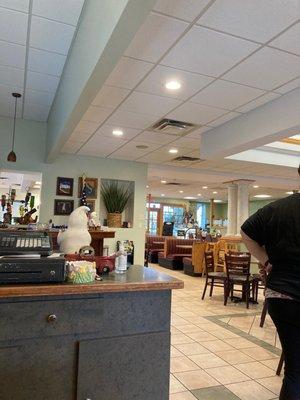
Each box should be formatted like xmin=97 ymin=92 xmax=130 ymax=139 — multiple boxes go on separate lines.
xmin=107 ymin=212 xmax=122 ymax=228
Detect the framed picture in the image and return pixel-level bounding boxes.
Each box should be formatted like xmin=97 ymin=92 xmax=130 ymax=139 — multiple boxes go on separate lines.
xmin=78 ymin=177 xmax=98 ymax=199
xmin=56 ymin=177 xmax=74 ymax=196
xmin=54 ymin=199 xmax=74 ymax=215
xmin=79 ymin=199 xmax=95 ymax=212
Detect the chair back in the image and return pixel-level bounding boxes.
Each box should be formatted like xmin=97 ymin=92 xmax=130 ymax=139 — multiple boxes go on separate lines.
xmin=225 ymin=242 xmax=239 ymax=253
xmin=225 ymin=253 xmax=251 ymax=278
xmin=204 ymin=251 xmax=215 ymax=274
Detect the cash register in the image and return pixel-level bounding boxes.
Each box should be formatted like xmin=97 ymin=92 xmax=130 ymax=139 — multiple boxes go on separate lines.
xmin=0 ymin=231 xmax=66 ymax=284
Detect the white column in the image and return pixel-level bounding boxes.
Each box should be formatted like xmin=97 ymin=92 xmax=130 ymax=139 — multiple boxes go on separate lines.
xmin=226 ymin=184 xmax=238 ymax=236
xmin=236 ymin=181 xmax=250 ymax=234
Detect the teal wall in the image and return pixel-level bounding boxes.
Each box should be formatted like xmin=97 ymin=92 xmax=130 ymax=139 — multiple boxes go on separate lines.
xmin=0 ymin=117 xmax=147 ymax=264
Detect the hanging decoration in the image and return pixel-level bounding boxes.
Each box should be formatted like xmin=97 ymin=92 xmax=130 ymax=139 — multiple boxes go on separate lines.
xmin=7 ymin=92 xmax=22 ymax=162
xmin=80 ymin=174 xmax=88 ymax=206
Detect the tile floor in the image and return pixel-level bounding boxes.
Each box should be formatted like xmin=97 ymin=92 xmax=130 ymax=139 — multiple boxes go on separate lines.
xmin=151 ymin=264 xmax=283 ymax=400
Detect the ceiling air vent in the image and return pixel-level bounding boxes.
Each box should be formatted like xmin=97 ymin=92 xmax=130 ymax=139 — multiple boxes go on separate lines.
xmin=151 ymin=119 xmax=197 ymax=136
xmin=172 ymin=156 xmax=201 ymax=162
xmin=166 ymin=182 xmax=182 ymax=186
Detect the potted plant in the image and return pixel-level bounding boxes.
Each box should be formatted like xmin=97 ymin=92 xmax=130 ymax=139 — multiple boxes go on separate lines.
xmin=101 ymin=181 xmax=132 ymax=227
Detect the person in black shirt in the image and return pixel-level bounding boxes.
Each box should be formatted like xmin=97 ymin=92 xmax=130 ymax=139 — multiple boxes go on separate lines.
xmin=241 ymin=164 xmax=300 ymax=400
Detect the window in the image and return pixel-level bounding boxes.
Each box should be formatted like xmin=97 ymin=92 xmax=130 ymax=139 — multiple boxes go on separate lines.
xmin=197 ymin=203 xmax=207 ymax=229
xmin=162 ymin=205 xmax=184 ymax=235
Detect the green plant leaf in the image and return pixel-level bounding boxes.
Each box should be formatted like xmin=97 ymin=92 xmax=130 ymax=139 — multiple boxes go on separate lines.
xmin=101 ymin=181 xmax=132 ymax=213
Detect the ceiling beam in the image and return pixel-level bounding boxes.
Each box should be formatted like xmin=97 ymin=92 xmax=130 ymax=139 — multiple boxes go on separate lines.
xmin=200 ymin=87 xmax=300 ymax=159
xmin=46 ymin=0 xmax=156 ymax=162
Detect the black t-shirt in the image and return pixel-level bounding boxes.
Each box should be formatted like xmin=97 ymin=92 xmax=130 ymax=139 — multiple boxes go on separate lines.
xmin=241 ymin=193 xmax=300 ymax=298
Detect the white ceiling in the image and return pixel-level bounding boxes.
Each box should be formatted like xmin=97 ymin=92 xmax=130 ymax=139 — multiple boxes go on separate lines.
xmin=0 ymin=0 xmax=85 ymax=121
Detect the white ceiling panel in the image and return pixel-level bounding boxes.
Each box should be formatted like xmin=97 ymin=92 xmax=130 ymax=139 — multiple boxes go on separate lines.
xmin=170 ymin=135 xmax=200 ymax=148
xmin=136 ymin=64 xmax=214 ymax=100
xmin=105 ymin=57 xmax=154 ymax=90
xmin=81 ymin=135 xmax=126 ymax=149
xmin=153 ymin=0 xmax=211 ymax=22
xmin=82 ymin=106 xmax=113 ymax=124
xmin=0 ymin=65 xmax=24 ymax=87
xmin=236 ymin=92 xmax=281 ymax=113
xmin=124 ymin=12 xmax=188 ymax=63
xmin=191 ymin=79 xmax=265 ymax=110
xmin=161 ymin=26 xmax=259 ymax=77
xmin=75 ymin=120 xmax=100 ymax=134
xmin=135 ymin=130 xmax=175 ymax=145
xmin=78 ymin=144 xmax=121 ymax=158
xmin=68 ymin=132 xmax=89 ymax=143
xmin=30 ymin=16 xmax=75 ymax=55
xmin=26 ymin=70 xmax=60 ymax=93
xmin=137 ymin=147 xmax=174 ymax=163
xmin=185 ymin=126 xmax=212 ymax=138
xmin=25 ymin=88 xmax=55 ymax=107
xmin=0 ymin=7 xmax=28 ymax=45
xmin=109 ymin=140 xmax=161 ymax=159
xmin=92 ymin=85 xmax=130 ymax=109
xmin=0 ymin=41 xmax=26 ymax=68
xmin=28 ymin=48 xmax=66 ymax=76
xmin=167 ymin=101 xmax=227 ymax=124
xmin=224 ymin=47 xmax=300 ymax=90
xmin=0 ymin=84 xmax=23 ymax=117
xmin=107 ymin=109 xmax=158 ymax=130
xmin=207 ymin=111 xmax=241 ymax=127
xmin=120 ymin=91 xmax=181 ymax=116
xmin=270 ymin=22 xmax=300 ymax=56
xmin=93 ymin=124 xmax=141 ymax=141
xmin=0 ymin=0 xmax=29 ymax=13
xmin=32 ymin=0 xmax=84 ymax=26
xmin=23 ymin=102 xmax=50 ymax=121
xmin=275 ymin=76 xmax=300 ymax=94
xmin=198 ymin=0 xmax=300 ymax=43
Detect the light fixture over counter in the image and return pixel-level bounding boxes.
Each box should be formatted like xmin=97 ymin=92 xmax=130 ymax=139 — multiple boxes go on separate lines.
xmin=7 ymin=93 xmax=22 ymax=163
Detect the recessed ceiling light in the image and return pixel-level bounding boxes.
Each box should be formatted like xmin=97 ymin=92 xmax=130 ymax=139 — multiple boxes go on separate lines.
xmin=253 ymin=185 xmax=259 ymax=188
xmin=184 ymin=196 xmax=196 ymax=200
xmin=254 ymin=194 xmax=271 ymax=198
xmin=112 ymin=129 xmax=123 ymax=136
xmin=197 ymin=193 xmax=202 ymax=196
xmin=35 ymin=181 xmax=41 ymax=185
xmin=286 ymin=191 xmax=293 ymax=195
xmin=179 ymin=190 xmax=183 ymax=193
xmin=213 ymin=191 xmax=218 ymax=194
xmin=146 ymin=185 xmax=149 ymax=189
xmin=33 ymin=185 xmax=40 ymax=189
xmin=202 ymin=186 xmax=208 ymax=189
xmin=165 ymin=80 xmax=181 ymax=90
xmin=168 ymin=148 xmax=178 ymax=154
xmin=161 ymin=180 xmax=167 ymax=184
xmin=214 ymin=199 xmax=223 ymax=203
xmin=161 ymin=194 xmax=165 ymax=197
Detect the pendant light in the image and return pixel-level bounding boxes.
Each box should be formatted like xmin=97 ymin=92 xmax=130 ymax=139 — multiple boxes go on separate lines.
xmin=7 ymin=92 xmax=22 ymax=162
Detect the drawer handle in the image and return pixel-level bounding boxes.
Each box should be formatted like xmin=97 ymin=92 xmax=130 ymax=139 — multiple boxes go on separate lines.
xmin=47 ymin=314 xmax=57 ymax=323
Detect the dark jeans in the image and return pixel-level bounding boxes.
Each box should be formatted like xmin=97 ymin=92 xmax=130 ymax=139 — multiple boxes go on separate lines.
xmin=268 ymin=298 xmax=300 ymax=400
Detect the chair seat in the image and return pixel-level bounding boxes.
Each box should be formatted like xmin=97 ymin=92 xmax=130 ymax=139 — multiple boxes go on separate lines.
xmin=208 ymin=272 xmax=227 ymax=279
xmin=166 ymin=253 xmax=192 ymax=260
xmin=229 ymin=275 xmax=253 ymax=283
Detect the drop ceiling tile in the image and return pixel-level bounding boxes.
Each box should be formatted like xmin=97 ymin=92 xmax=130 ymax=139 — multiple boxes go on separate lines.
xmin=0 ymin=40 xmax=26 ymax=68
xmin=92 ymin=85 xmax=130 ymax=109
xmin=75 ymin=120 xmax=100 ymax=134
xmin=124 ymin=12 xmax=188 ymax=63
xmin=78 ymin=147 xmax=118 ymax=158
xmin=32 ymin=0 xmax=84 ymax=26
xmin=0 ymin=65 xmax=24 ymax=87
xmin=0 ymin=7 xmax=28 ymax=45
xmin=207 ymin=111 xmax=241 ymax=127
xmin=153 ymin=0 xmax=211 ymax=22
xmin=275 ymin=76 xmax=300 ymax=94
xmin=186 ymin=126 xmax=212 ymax=138
xmin=26 ymin=70 xmax=60 ymax=92
xmin=93 ymin=124 xmax=141 ymax=141
xmin=25 ymin=88 xmax=55 ymax=107
xmin=28 ymin=47 xmax=66 ymax=76
xmin=170 ymin=136 xmax=200 ymax=149
xmin=0 ymin=85 xmax=23 ymax=117
xmin=107 ymin=109 xmax=158 ymax=130
xmin=137 ymin=147 xmax=175 ymax=163
xmin=82 ymin=106 xmax=113 ymax=124
xmin=30 ymin=16 xmax=75 ymax=55
xmin=198 ymin=0 xmax=299 ymax=43
xmin=0 ymin=0 xmax=29 ymax=12
xmin=167 ymin=102 xmax=227 ymax=124
xmin=224 ymin=47 xmax=300 ymax=90
xmin=82 ymin=135 xmax=126 ymax=148
xmin=23 ymin=102 xmax=50 ymax=121
xmin=120 ymin=91 xmax=181 ymax=116
xmin=105 ymin=56 xmax=154 ymax=90
xmin=109 ymin=140 xmax=160 ymax=159
xmin=270 ymin=22 xmax=300 ymax=56
xmin=191 ymin=79 xmax=265 ymax=110
xmin=236 ymin=92 xmax=281 ymax=113
xmin=161 ymin=26 xmax=259 ymax=77
xmin=135 ymin=130 xmax=175 ymax=145
xmin=136 ymin=64 xmax=214 ymax=100
xmin=67 ymin=133 xmax=87 ymax=143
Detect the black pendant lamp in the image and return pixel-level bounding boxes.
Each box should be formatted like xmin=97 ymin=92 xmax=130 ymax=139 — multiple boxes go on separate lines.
xmin=7 ymin=92 xmax=22 ymax=162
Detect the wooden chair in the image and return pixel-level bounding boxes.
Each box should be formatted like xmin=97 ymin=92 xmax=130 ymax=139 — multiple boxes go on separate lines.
xmin=224 ymin=253 xmax=253 ymax=308
xmin=202 ymin=251 xmax=227 ymax=301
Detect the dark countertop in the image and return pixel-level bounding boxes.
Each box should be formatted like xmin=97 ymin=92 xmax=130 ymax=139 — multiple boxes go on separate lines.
xmin=0 ymin=266 xmax=184 ymax=298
